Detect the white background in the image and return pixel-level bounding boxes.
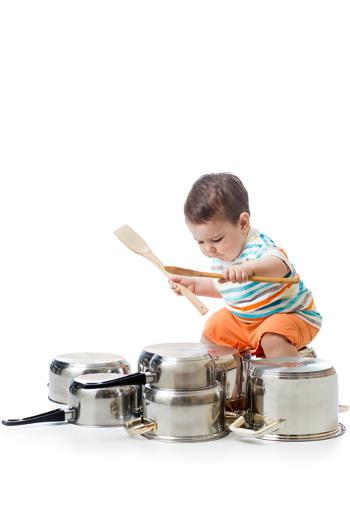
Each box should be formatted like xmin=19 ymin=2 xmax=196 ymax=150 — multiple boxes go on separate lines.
xmin=0 ymin=1 xmax=349 ymax=524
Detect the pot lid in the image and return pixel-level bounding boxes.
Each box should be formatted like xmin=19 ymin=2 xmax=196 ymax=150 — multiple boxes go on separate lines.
xmin=143 ymin=343 xmax=214 ymax=361
xmin=52 ymin=353 xmax=127 ymax=367
xmin=249 ymin=357 xmax=335 ymax=377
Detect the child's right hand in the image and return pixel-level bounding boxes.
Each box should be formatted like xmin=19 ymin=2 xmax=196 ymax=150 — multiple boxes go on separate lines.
xmin=168 ymin=276 xmax=197 ymax=295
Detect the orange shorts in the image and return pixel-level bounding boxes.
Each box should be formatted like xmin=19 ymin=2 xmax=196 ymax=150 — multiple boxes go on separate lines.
xmin=203 ymin=308 xmax=319 ymax=357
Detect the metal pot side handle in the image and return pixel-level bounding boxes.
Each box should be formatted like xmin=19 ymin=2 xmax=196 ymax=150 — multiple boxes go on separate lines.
xmin=339 ymin=405 xmax=349 ymax=413
xmin=229 ymin=415 xmax=285 ymax=438
xmin=124 ymin=418 xmax=157 ymax=436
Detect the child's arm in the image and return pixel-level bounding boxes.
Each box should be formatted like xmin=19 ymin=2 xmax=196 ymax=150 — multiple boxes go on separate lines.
xmin=248 ymin=256 xmax=290 ymax=278
xmin=169 ymin=276 xmax=221 ymax=298
xmin=219 ymin=256 xmax=290 ymax=284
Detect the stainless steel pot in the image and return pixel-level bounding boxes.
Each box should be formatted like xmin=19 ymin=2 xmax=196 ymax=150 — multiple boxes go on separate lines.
xmin=138 ymin=343 xmax=216 ymax=372
xmin=138 ymin=342 xmax=249 ymax=397
xmin=230 ymin=357 xmax=347 ymax=441
xmin=125 ymin=382 xmax=228 ymax=442
xmin=137 ymin=343 xmax=217 ymax=389
xmin=3 ymin=373 xmax=140 ymax=427
xmin=49 ymin=352 xmax=130 ymax=404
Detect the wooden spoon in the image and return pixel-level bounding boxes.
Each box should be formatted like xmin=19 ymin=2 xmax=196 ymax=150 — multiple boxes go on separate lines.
xmin=164 ymin=266 xmax=300 ymax=284
xmin=114 ymin=225 xmax=209 ymax=315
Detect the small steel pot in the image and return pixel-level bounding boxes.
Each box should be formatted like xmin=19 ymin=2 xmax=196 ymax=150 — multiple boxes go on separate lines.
xmin=49 ymin=352 xmax=130 ymax=404
xmin=138 ymin=342 xmax=249 ymax=395
xmin=137 ymin=343 xmax=216 ymax=390
xmin=3 ymin=373 xmax=140 ymax=427
xmin=230 ymin=357 xmax=347 ymax=441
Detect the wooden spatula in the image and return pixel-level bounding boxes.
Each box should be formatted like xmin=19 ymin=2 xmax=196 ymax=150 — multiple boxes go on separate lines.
xmin=164 ymin=266 xmax=300 ymax=284
xmin=114 ymin=225 xmax=209 ymax=315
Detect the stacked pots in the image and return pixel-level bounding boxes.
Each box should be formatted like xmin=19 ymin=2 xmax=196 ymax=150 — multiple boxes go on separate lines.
xmin=130 ymin=343 xmax=229 ymax=442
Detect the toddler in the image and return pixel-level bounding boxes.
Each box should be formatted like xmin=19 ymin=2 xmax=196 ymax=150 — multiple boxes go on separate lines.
xmin=169 ymin=173 xmax=321 ymax=358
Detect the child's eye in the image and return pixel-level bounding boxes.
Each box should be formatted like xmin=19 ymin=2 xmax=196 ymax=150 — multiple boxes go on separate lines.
xmin=213 ymin=237 xmax=223 ymax=243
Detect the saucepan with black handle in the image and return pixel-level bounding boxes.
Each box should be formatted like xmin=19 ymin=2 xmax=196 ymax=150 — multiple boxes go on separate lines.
xmin=2 ymin=372 xmax=141 ymax=428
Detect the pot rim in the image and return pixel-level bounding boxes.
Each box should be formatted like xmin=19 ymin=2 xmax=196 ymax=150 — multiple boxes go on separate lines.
xmin=51 ymin=352 xmax=128 ymax=368
xmin=249 ymin=357 xmax=335 ymax=379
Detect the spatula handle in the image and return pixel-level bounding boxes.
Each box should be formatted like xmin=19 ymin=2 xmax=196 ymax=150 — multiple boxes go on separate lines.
xmin=172 ymin=282 xmax=209 ymax=315
xmin=211 ymin=273 xmax=299 ymax=284
xmin=164 ymin=266 xmax=299 ymax=284
xmin=139 ymin=251 xmax=209 ymax=315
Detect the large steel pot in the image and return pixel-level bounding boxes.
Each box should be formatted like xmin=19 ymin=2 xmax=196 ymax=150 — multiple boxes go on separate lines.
xmin=3 ymin=373 xmax=140 ymax=427
xmin=230 ymin=357 xmax=347 ymax=441
xmin=49 ymin=352 xmax=130 ymax=404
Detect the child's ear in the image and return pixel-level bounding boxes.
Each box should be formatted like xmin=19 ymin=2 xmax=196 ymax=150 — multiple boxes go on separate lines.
xmin=239 ymin=212 xmax=250 ymax=231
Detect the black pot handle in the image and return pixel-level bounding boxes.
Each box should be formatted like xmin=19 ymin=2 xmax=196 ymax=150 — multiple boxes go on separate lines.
xmin=76 ymin=372 xmax=149 ymax=390
xmin=2 ymin=408 xmax=67 ymax=426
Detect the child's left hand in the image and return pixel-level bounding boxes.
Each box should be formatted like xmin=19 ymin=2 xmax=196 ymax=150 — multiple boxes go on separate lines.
xmin=218 ymin=263 xmax=255 ymax=284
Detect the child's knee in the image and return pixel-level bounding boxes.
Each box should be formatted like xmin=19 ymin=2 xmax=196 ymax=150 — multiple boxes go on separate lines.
xmin=261 ymin=332 xmax=285 ymax=346
xmin=260 ymin=332 xmax=297 ymax=357
xmin=260 ymin=332 xmax=290 ymax=352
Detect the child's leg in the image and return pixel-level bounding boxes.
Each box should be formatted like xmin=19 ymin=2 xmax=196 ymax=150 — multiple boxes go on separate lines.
xmin=253 ymin=313 xmax=320 ymax=358
xmin=201 ymin=308 xmax=251 ymax=351
xmin=260 ymin=332 xmax=298 ymax=358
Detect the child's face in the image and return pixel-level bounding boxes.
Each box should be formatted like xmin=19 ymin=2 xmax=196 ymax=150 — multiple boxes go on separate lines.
xmin=186 ymin=214 xmax=250 ymax=261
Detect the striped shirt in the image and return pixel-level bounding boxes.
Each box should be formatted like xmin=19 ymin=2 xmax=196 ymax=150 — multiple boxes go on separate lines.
xmin=210 ymin=228 xmax=322 ymax=329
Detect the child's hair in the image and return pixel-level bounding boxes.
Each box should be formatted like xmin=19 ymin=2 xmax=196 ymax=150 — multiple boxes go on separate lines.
xmin=184 ymin=172 xmax=250 ymax=224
